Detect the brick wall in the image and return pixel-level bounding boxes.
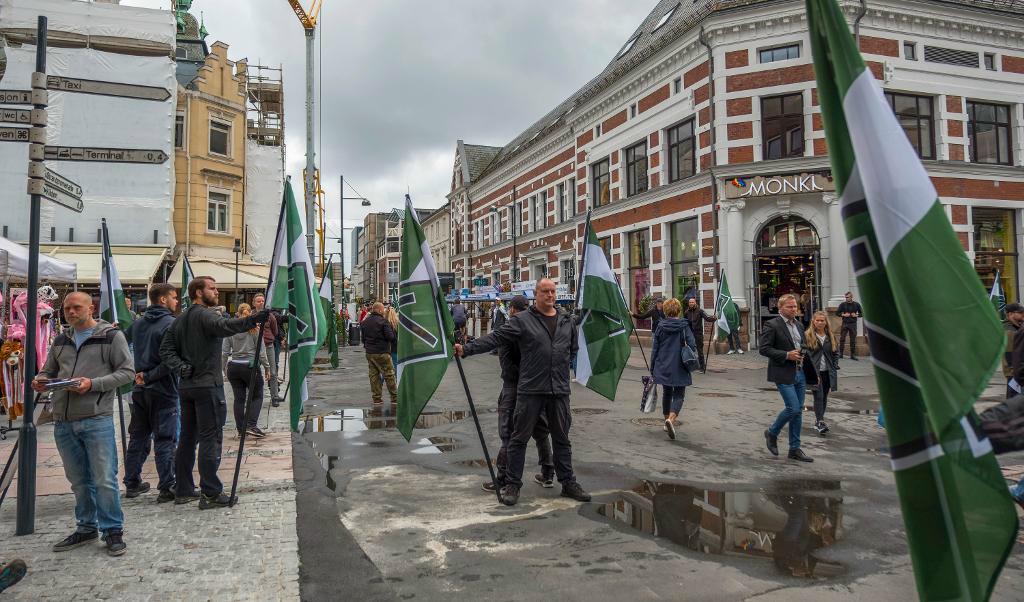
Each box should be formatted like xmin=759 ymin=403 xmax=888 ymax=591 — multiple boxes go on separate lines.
xmin=725 ymin=49 xmax=748 ymax=69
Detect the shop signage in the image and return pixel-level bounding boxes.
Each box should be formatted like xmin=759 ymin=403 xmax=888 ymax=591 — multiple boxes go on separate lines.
xmin=725 ymin=173 xmax=834 ymax=199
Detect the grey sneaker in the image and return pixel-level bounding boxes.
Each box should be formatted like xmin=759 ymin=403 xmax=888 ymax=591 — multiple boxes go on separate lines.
xmin=533 ymin=473 xmax=554 ymax=488
xmin=53 ymin=530 xmax=98 ymax=552
xmin=199 ymin=493 xmax=232 ymax=510
xmin=125 ymin=482 xmax=151 ymax=498
xmin=499 ymin=484 xmax=520 ymax=506
xmin=561 ymin=481 xmax=591 ymax=502
xmin=174 ymin=490 xmax=201 ymax=505
xmin=103 ymin=529 xmax=127 ymax=557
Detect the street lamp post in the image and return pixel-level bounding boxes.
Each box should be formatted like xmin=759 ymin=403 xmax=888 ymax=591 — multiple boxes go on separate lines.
xmin=233 ymin=238 xmax=241 ymax=313
xmin=338 ymin=174 xmax=370 ymax=329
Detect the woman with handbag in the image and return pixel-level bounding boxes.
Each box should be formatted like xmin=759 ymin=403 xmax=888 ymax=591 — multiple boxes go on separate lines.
xmin=649 ymin=298 xmax=698 ymax=440
xmin=804 ymin=311 xmax=839 ymax=435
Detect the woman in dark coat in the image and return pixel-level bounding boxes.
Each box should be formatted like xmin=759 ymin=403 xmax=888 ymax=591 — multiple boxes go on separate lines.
xmin=649 ymin=298 xmax=697 ymax=440
xmin=804 ymin=310 xmax=839 ymax=435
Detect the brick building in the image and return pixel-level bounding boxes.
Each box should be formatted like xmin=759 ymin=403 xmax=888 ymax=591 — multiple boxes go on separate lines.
xmin=448 ymin=0 xmax=1024 ymax=344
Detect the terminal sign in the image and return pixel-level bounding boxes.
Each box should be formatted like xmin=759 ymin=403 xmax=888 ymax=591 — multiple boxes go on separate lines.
xmin=725 ymin=173 xmax=834 ymax=199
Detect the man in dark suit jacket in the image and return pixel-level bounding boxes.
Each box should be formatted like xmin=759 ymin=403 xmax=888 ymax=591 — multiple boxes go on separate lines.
xmin=759 ymin=293 xmax=813 ymax=462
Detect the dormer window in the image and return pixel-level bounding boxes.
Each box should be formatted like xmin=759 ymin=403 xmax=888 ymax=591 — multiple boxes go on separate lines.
xmin=653 ymin=3 xmax=679 ymax=32
xmin=617 ymin=34 xmax=641 ymax=60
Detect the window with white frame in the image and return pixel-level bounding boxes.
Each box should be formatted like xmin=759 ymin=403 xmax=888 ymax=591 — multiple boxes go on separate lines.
xmin=387 ymin=260 xmax=399 ymax=274
xmin=536 ymin=191 xmax=547 ymax=231
xmin=209 ymin=119 xmax=230 ymax=157
xmin=207 ymin=190 xmax=229 ymax=233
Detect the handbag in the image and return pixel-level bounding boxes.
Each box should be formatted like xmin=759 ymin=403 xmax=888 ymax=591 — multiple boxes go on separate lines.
xmin=679 ymin=333 xmax=700 ymax=372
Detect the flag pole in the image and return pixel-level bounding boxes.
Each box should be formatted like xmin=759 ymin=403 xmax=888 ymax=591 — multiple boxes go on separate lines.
xmin=229 ymin=187 xmax=288 ymax=507
xmin=101 ymin=219 xmax=128 ymax=468
xmin=703 ymin=277 xmax=724 ymax=374
xmin=453 ymin=354 xmax=503 ymax=504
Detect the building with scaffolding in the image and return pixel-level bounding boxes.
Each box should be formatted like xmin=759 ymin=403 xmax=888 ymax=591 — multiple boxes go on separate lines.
xmin=168 ymin=0 xmax=285 ymax=311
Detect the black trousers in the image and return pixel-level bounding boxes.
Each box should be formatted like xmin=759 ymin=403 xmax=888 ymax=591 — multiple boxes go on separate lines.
xmin=813 ymin=370 xmax=831 ymax=423
xmin=175 ymin=387 xmax=227 ymax=497
xmin=124 ymin=389 xmax=178 ymax=493
xmin=694 ymin=337 xmax=706 ymax=370
xmin=226 ymin=362 xmax=264 ymax=432
xmin=839 ymin=323 xmax=857 ymax=357
xmin=505 ymin=394 xmax=574 ymax=489
xmin=495 ymin=385 xmax=553 ymax=486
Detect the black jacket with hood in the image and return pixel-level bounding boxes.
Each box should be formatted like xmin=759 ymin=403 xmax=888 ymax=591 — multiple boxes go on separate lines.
xmin=125 ymin=304 xmax=177 ymax=398
xmin=463 ymin=306 xmax=577 ymax=396
xmin=159 ymin=304 xmax=258 ymax=390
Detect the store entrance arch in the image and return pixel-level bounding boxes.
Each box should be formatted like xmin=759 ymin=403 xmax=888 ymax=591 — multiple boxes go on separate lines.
xmin=752 ymin=215 xmax=821 ymax=334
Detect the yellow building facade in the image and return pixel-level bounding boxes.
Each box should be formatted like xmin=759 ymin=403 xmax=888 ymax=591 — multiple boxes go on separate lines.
xmin=173 ymin=40 xmax=248 ymax=257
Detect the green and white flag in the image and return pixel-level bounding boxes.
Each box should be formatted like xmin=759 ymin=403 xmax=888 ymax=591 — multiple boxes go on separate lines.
xmin=180 ymin=253 xmax=194 ymax=309
xmin=576 ymin=212 xmax=632 ymax=400
xmin=319 ymin=257 xmax=339 ymax=369
xmin=396 ymin=194 xmax=454 ymax=441
xmin=989 ymin=271 xmax=1006 ymax=320
xmin=266 ymin=180 xmax=327 ymax=431
xmin=807 ymin=1 xmax=1017 ymax=599
xmin=715 ymin=273 xmax=740 ymax=341
xmin=99 ymin=218 xmax=133 ymax=329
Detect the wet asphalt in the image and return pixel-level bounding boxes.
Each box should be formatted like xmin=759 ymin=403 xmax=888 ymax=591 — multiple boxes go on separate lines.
xmin=292 ymin=345 xmax=1024 ymax=601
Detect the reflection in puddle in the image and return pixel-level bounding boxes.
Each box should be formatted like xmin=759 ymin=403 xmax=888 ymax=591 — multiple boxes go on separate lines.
xmin=410 ymin=436 xmax=463 ymax=454
xmin=598 ymin=479 xmax=845 ymax=578
xmin=301 ymin=407 xmax=469 ymax=433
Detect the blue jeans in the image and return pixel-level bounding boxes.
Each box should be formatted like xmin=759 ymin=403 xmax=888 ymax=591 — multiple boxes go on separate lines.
xmin=662 ymin=385 xmax=686 ymax=417
xmin=769 ymin=370 xmax=805 ymax=450
xmin=54 ymin=415 xmax=124 ymax=534
xmin=1012 ymin=479 xmax=1024 ymax=503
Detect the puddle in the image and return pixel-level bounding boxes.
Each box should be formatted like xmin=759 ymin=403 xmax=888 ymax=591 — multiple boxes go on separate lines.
xmin=410 ymin=436 xmax=464 ymax=454
xmin=597 ymin=479 xmax=845 ymax=578
xmin=301 ymin=407 xmax=469 ymax=433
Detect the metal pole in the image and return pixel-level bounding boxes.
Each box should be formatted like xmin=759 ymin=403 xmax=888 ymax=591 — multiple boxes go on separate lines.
xmin=338 ymin=174 xmax=344 ymax=308
xmin=234 ymin=247 xmax=239 ymax=312
xmin=16 ymin=15 xmax=46 ymax=536
xmin=304 ymin=27 xmax=317 ymax=265
xmin=511 ymin=186 xmax=518 ymax=283
xmin=453 ymin=355 xmax=503 ymax=504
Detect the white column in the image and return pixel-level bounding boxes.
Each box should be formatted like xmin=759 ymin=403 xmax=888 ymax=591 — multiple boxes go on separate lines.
xmin=824 ymin=192 xmax=849 ymax=308
xmin=722 ymin=200 xmax=747 ymax=308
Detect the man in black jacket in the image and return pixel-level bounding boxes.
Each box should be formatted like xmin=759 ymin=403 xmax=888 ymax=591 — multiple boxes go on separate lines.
xmin=759 ymin=293 xmax=813 ymax=463
xmin=123 ymin=283 xmax=179 ymax=502
xmin=632 ymin=296 xmax=665 ymax=334
xmin=482 ymin=295 xmax=554 ymax=494
xmin=159 ymin=276 xmax=266 ymax=509
xmin=684 ymin=297 xmax=717 ymax=369
xmin=836 ymin=292 xmax=863 ymax=360
xmin=361 ymin=302 xmax=397 ymax=404
xmin=456 ymin=279 xmax=590 ymax=506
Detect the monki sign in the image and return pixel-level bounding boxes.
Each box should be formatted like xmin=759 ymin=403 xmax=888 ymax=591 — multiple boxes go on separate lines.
xmin=724 ymin=173 xmax=834 ymax=199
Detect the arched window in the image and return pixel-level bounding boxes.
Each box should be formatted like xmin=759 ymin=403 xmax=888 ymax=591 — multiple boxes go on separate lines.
xmin=756 ymin=216 xmax=819 ymax=254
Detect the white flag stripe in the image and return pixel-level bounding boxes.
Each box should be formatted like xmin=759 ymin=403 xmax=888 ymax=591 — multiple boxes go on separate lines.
xmin=842 ymin=70 xmax=937 ymax=261
xmin=578 ymin=242 xmax=616 ymax=306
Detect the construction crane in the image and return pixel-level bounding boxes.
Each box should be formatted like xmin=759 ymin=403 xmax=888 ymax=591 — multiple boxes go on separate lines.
xmin=286 ymin=0 xmax=324 ymax=263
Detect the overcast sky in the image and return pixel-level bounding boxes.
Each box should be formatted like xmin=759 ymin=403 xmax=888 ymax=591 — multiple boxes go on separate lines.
xmin=122 ymin=0 xmax=656 ymax=267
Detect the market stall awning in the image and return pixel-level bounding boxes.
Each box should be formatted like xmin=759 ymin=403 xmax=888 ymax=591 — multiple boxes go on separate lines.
xmin=40 ymin=244 xmax=166 ymax=286
xmin=167 ymin=255 xmax=270 ymax=290
xmin=0 ymin=236 xmax=78 ymax=282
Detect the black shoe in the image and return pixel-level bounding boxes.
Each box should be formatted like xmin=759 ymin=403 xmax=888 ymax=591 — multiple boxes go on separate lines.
xmin=665 ymin=419 xmax=676 ymax=440
xmin=125 ymin=481 xmax=151 ymax=498
xmin=103 ymin=529 xmax=127 ymax=557
xmin=533 ymin=473 xmax=554 ymax=488
xmin=245 ymin=426 xmax=266 ymax=439
xmin=850 ymin=356 xmax=859 ymax=361
xmin=0 ymin=558 xmax=27 ymax=592
xmin=53 ymin=530 xmax=98 ymax=552
xmin=174 ymin=490 xmax=201 ymax=505
xmin=819 ymin=421 xmax=830 ymax=435
xmin=764 ymin=429 xmax=779 ymax=456
xmin=561 ymin=481 xmax=591 ymax=502
xmin=788 ymin=448 xmax=814 ymax=463
xmin=814 ymin=421 xmax=825 ymax=436
xmin=157 ymin=489 xmax=176 ymax=503
xmin=199 ymin=493 xmax=232 ymax=509
xmin=500 ymin=484 xmax=520 ymax=506
xmin=482 ymin=480 xmax=504 ymax=493
xmin=271 ymin=399 xmax=281 ymax=408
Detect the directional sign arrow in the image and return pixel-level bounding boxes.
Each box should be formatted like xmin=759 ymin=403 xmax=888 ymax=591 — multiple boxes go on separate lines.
xmin=46 ymin=76 xmax=171 ymax=102
xmin=0 ymin=127 xmax=30 ymax=142
xmin=0 ymin=90 xmax=32 ymax=105
xmin=28 ymin=178 xmax=84 ymax=213
xmin=42 ymin=167 xmax=83 ymax=199
xmin=0 ymin=108 xmax=30 ymax=124
xmin=44 ymin=146 xmax=168 ymax=164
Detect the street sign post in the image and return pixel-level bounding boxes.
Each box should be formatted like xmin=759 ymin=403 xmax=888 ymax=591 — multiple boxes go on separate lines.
xmin=0 ymin=90 xmax=31 ymax=104
xmin=45 ymin=76 xmax=171 ymax=102
xmin=0 ymin=108 xmax=30 ymax=124
xmin=43 ymin=146 xmax=168 ymax=164
xmin=0 ymin=127 xmax=29 ymax=142
xmin=28 ymin=177 xmax=83 ymax=213
xmin=42 ymin=166 xmax=83 ymax=198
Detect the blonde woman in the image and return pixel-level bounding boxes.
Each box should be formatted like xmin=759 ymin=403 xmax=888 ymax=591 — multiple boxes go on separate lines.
xmin=385 ymin=306 xmax=399 ymax=368
xmin=649 ymin=297 xmax=697 ymax=440
xmin=805 ymin=311 xmax=839 ymax=435
xmin=222 ymin=303 xmax=271 ymax=439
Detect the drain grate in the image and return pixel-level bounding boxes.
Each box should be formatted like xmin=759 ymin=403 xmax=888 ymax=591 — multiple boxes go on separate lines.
xmin=571 ymin=408 xmax=609 ymax=415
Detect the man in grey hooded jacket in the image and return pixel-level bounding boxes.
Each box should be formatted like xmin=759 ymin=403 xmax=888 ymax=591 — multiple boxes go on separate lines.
xmin=33 ymin=292 xmax=135 ymax=556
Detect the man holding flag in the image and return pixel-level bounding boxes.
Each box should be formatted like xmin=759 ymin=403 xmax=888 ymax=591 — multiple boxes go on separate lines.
xmin=807 ymin=0 xmax=1017 ymax=598
xmin=715 ymin=273 xmax=742 ymax=355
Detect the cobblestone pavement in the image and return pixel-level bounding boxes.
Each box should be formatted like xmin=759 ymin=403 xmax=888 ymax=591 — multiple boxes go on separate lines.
xmin=0 ymin=385 xmax=299 ymax=601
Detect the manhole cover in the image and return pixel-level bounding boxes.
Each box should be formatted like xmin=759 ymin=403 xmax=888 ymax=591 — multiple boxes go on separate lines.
xmin=571 ymin=408 xmax=609 ymax=415
xmin=700 ymin=392 xmax=736 ymax=398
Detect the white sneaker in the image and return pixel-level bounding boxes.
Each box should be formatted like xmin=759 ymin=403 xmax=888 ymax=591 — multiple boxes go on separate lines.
xmin=738 ymin=349 xmax=745 ymax=354
xmin=727 ymin=350 xmax=736 ymax=355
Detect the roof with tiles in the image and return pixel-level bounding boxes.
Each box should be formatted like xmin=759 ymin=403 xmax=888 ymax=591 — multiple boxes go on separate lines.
xmin=463 ymin=144 xmax=503 ymax=182
xmin=467 ymin=0 xmax=1022 ymax=186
